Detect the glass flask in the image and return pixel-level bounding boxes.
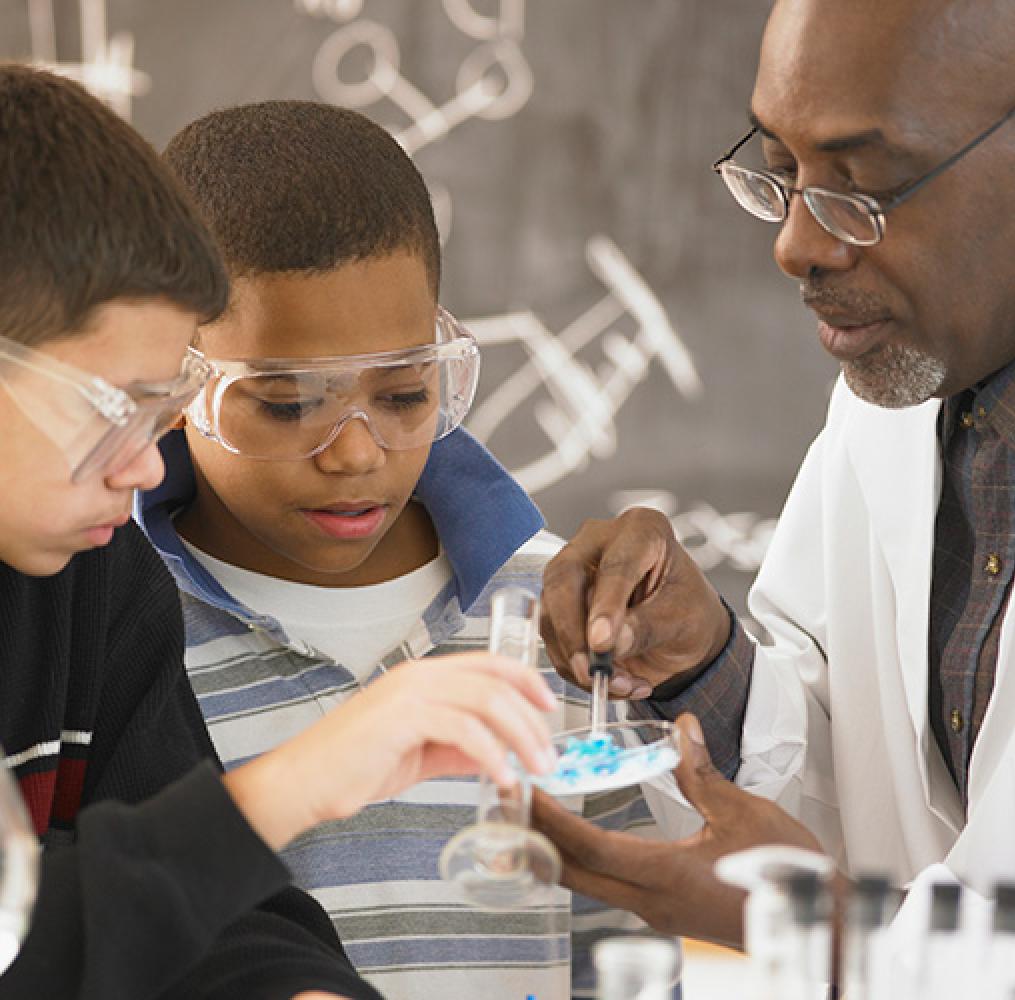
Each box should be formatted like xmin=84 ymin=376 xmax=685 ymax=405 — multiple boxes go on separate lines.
xmin=439 ymin=586 xmax=561 ymax=909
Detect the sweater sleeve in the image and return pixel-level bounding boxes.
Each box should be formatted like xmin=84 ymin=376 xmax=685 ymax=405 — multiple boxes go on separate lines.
xmin=0 ymin=525 xmax=380 ymax=1000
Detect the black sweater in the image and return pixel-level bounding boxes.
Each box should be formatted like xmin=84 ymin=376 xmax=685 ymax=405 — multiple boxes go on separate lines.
xmin=0 ymin=521 xmax=381 ymax=1000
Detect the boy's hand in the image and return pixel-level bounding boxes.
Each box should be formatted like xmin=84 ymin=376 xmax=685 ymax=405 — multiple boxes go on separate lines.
xmin=226 ymin=654 xmax=558 ymax=850
xmin=540 ymin=508 xmax=730 ymax=699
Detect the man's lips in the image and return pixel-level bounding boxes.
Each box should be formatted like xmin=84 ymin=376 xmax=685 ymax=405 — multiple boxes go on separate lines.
xmin=802 ymin=289 xmax=894 ymax=363
xmin=301 ymin=504 xmax=388 ymax=540
xmin=817 ymin=317 xmax=892 ymax=362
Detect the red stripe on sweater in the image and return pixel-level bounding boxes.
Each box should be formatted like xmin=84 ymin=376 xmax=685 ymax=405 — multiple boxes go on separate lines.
xmin=18 ymin=770 xmax=56 ymax=837
xmin=52 ymin=756 xmax=87 ymax=825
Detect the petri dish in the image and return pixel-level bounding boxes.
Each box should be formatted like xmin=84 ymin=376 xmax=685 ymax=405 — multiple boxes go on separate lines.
xmin=532 ymin=718 xmax=678 ymax=797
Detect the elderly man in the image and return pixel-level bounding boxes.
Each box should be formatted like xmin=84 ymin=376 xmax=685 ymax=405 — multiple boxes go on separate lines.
xmin=535 ymin=0 xmax=1015 ymax=948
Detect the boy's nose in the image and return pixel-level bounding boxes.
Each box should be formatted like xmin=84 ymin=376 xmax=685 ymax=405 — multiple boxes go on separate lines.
xmin=313 ymin=413 xmax=387 ymax=474
xmin=104 ymin=440 xmax=166 ymax=493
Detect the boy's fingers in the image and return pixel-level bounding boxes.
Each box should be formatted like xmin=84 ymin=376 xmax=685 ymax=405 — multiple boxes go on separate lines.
xmin=417 ymin=706 xmax=521 ymax=786
xmin=447 ymin=652 xmax=559 ymax=713
xmin=434 ymin=670 xmax=555 ymax=775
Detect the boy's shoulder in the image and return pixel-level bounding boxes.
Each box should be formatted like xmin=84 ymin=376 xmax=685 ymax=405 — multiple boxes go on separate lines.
xmin=478 ymin=528 xmax=563 ymax=598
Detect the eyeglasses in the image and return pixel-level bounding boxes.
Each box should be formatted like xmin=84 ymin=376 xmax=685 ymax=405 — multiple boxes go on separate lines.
xmin=0 ymin=335 xmax=212 ymax=482
xmin=187 ymin=306 xmax=481 ymax=460
xmin=713 ymin=106 xmax=1015 ymax=246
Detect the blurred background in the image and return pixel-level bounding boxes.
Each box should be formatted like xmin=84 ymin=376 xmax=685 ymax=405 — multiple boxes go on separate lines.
xmin=0 ymin=0 xmax=838 ymax=620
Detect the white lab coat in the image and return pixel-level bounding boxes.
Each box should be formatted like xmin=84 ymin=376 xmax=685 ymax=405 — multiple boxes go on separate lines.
xmin=642 ymin=376 xmax=1015 ymax=902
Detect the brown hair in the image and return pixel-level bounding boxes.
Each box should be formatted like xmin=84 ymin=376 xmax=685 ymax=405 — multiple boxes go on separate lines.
xmin=0 ymin=64 xmax=228 ymax=346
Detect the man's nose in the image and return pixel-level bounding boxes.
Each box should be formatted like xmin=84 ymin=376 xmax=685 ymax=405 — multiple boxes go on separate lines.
xmin=773 ymin=194 xmax=858 ymax=280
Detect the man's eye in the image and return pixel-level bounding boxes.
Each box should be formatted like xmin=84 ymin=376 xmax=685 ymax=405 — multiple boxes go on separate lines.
xmin=765 ymin=163 xmax=798 ymax=183
xmin=846 ymin=178 xmax=911 ymax=201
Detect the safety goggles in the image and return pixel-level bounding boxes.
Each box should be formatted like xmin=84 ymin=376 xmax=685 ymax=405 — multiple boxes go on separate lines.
xmin=0 ymin=334 xmax=212 ymax=482
xmin=187 ymin=306 xmax=480 ymax=460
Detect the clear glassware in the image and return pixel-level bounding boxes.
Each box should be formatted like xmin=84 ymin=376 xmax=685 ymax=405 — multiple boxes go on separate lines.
xmin=439 ymin=586 xmax=561 ymax=909
xmin=593 ymin=935 xmax=680 ymax=1000
xmin=532 ymin=718 xmax=678 ymax=798
xmin=0 ymin=755 xmax=39 ymax=975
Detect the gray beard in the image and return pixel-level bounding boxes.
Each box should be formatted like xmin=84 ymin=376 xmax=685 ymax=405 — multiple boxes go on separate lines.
xmin=842 ymin=343 xmax=947 ymax=409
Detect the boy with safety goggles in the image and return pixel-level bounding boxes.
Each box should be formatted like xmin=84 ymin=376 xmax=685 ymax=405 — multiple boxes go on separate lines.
xmin=0 ymin=66 xmax=556 ymax=1000
xmin=141 ymin=100 xmax=664 ymax=1000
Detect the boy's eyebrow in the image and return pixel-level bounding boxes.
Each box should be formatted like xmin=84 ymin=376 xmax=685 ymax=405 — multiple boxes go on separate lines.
xmin=747 ymin=108 xmax=911 ymax=158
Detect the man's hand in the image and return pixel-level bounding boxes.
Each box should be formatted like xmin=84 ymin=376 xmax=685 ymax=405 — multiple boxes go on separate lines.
xmin=540 ymin=507 xmax=731 ymax=699
xmin=531 ymin=714 xmax=825 ymax=949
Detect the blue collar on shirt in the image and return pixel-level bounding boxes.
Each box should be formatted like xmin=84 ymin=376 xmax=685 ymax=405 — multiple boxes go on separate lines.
xmin=136 ymin=427 xmax=544 ymax=616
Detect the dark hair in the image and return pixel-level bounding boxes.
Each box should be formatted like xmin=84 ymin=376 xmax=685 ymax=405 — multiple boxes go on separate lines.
xmin=0 ymin=64 xmax=228 ymax=346
xmin=162 ymin=101 xmax=441 ymax=295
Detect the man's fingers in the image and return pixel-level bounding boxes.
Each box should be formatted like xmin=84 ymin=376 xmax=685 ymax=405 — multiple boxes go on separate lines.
xmin=556 ymin=853 xmax=650 ymax=919
xmin=672 ymin=714 xmax=741 ymax=828
xmin=586 ymin=508 xmax=677 ymax=653
xmin=540 ymin=544 xmax=593 ymax=671
xmin=530 ymin=789 xmax=654 ymax=882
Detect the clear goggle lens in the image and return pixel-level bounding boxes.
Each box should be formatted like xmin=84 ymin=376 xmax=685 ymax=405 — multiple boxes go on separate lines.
xmin=190 ymin=308 xmax=480 ymax=460
xmin=0 ymin=337 xmax=210 ymax=482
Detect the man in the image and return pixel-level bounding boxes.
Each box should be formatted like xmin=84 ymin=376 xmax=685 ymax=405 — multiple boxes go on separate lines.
xmin=534 ymin=0 xmax=1015 ymax=949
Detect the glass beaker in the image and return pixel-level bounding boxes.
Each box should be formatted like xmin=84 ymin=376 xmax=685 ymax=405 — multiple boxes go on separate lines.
xmin=439 ymin=585 xmax=561 ymax=909
xmin=593 ymin=935 xmax=680 ymax=1000
xmin=0 ymin=754 xmax=39 ymax=974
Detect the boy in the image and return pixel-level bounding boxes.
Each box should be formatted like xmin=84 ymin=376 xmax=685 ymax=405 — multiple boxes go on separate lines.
xmin=143 ymin=100 xmax=665 ymax=1000
xmin=0 ymin=65 xmax=556 ymax=1000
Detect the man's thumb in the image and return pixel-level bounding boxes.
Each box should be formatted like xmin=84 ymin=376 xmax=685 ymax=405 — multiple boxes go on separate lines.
xmin=674 ymin=713 xmax=725 ymax=817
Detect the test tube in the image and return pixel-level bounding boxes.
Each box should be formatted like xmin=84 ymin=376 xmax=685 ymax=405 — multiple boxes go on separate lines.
xmin=983 ymin=882 xmax=1015 ymax=1000
xmin=438 ymin=585 xmax=560 ymax=908
xmin=592 ymin=935 xmax=679 ymax=1000
xmin=488 ymin=585 xmax=540 ymax=665
xmin=912 ymin=882 xmax=962 ymax=1000
xmin=785 ymin=872 xmax=832 ymax=1000
xmin=842 ymin=874 xmax=893 ymax=1000
xmin=714 ymin=846 xmax=835 ymax=1000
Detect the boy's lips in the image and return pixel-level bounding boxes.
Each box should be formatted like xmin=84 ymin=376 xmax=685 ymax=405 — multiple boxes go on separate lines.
xmin=301 ymin=504 xmax=388 ymax=540
xmin=81 ymin=511 xmax=130 ymax=548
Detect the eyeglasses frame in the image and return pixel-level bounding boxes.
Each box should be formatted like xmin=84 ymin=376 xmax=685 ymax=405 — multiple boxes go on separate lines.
xmin=712 ymin=105 xmax=1015 ymax=246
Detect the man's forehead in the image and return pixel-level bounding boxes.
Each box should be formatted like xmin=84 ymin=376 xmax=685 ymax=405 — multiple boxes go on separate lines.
xmin=753 ymin=0 xmax=1012 ymax=145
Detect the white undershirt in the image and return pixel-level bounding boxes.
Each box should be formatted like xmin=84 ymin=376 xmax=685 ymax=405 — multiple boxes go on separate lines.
xmin=180 ymin=538 xmax=453 ymax=680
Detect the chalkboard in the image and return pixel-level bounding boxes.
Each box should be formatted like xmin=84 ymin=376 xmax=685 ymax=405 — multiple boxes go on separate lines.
xmin=0 ymin=0 xmax=838 ymax=619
